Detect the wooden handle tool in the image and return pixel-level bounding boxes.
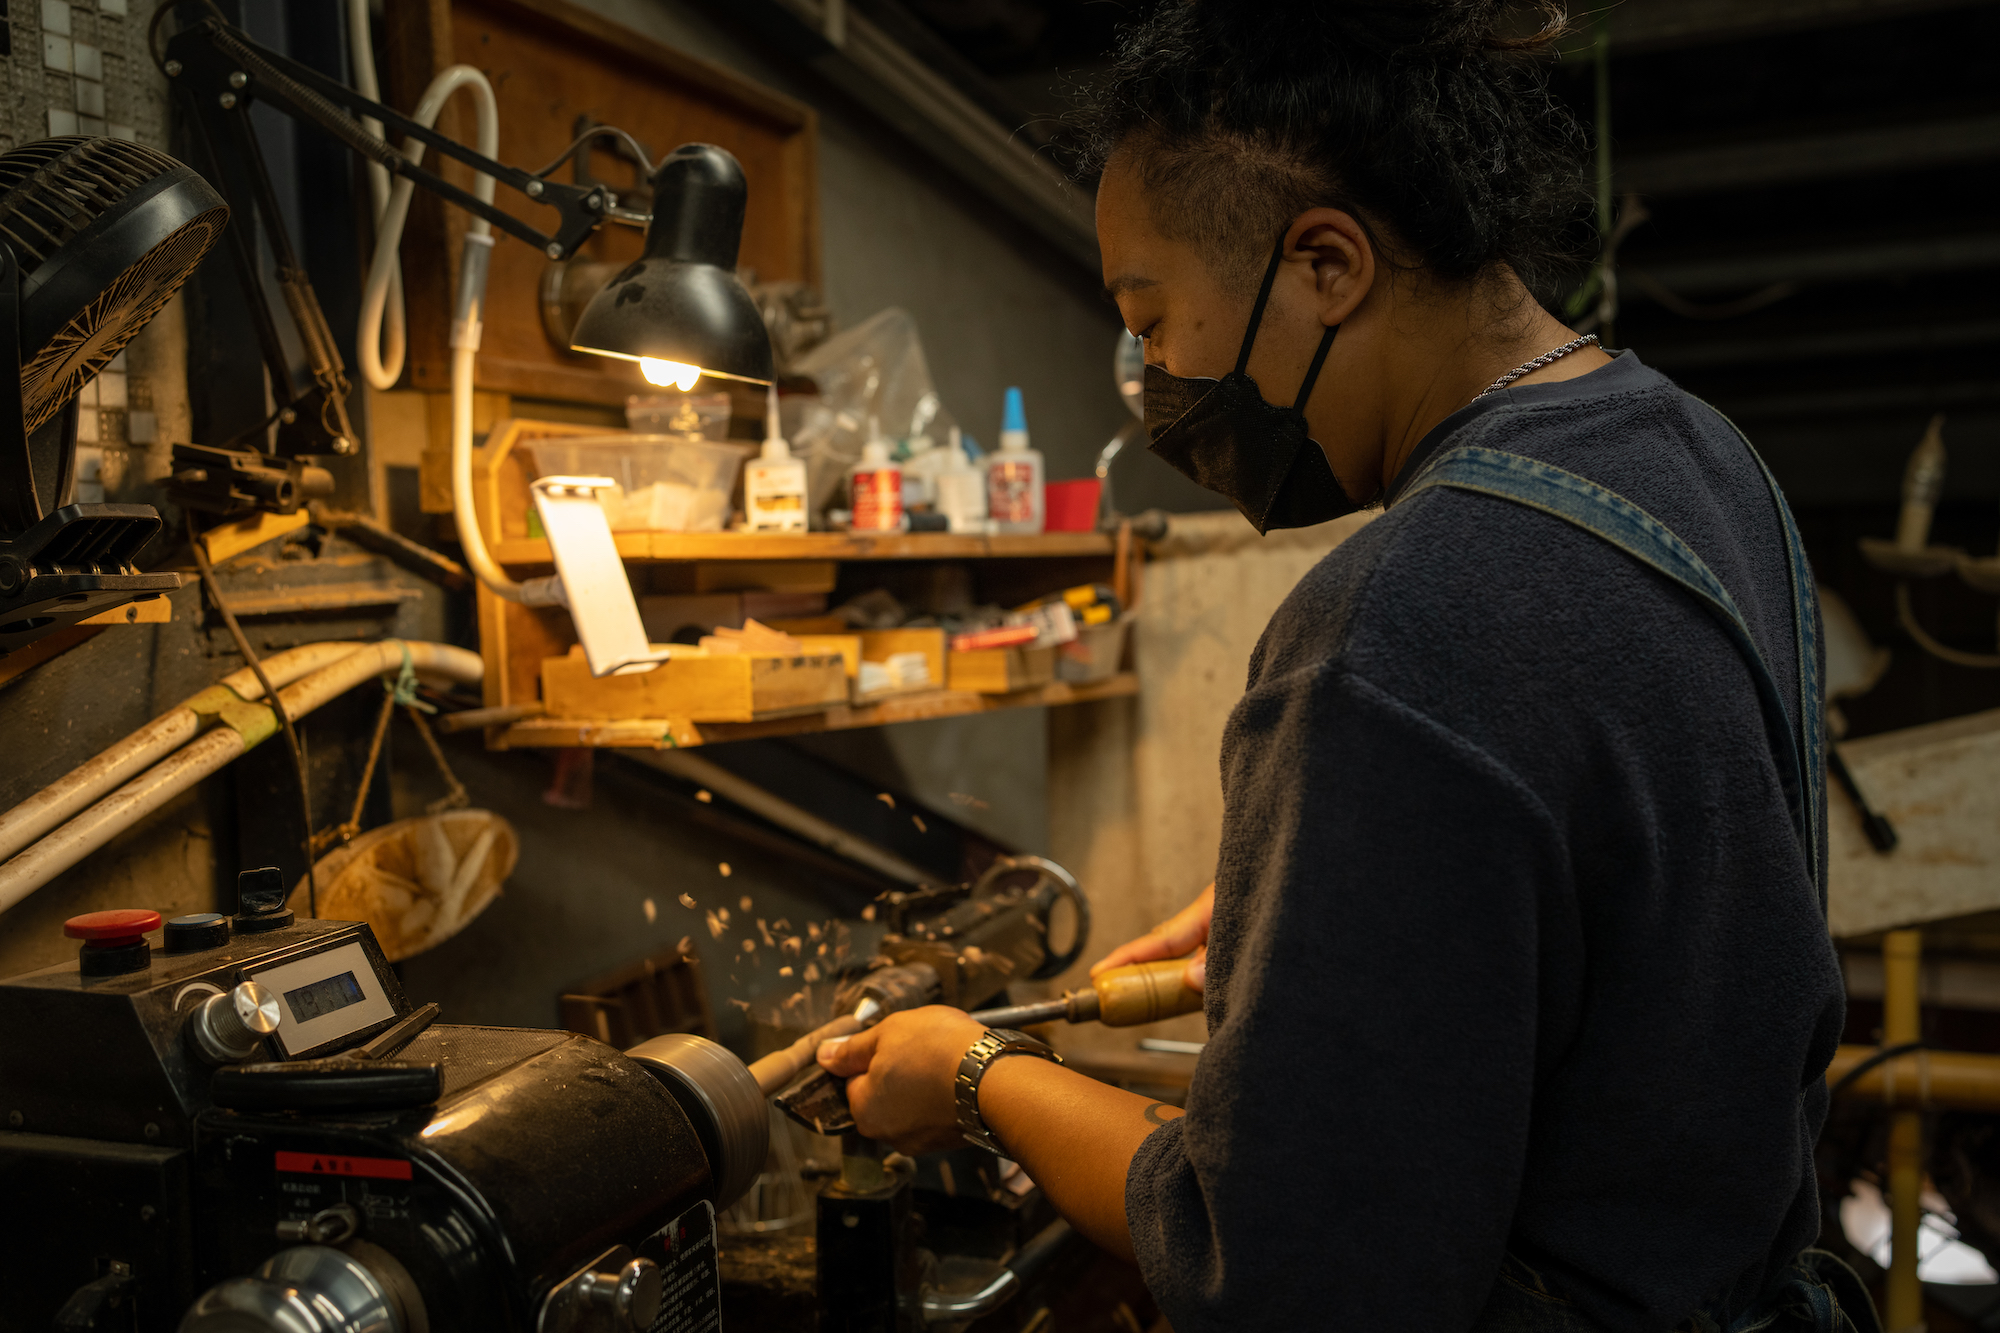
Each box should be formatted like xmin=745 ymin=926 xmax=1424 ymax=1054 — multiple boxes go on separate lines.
xmin=968 ymin=957 xmax=1204 ymax=1029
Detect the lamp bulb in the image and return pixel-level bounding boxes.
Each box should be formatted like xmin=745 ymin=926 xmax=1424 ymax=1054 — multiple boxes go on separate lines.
xmin=641 ymin=358 xmax=703 ymax=392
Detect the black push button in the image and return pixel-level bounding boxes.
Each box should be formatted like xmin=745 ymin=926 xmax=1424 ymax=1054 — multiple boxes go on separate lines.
xmin=165 ymin=912 xmax=231 ymax=952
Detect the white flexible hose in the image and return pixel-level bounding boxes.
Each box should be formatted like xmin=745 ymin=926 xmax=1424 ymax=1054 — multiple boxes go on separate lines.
xmin=0 ymin=642 xmax=368 ymax=865
xmin=356 ymin=64 xmax=495 ymax=392
xmin=351 ymin=60 xmax=555 ymax=606
xmin=348 ymin=0 xmax=405 ymax=388
xmin=0 ymin=641 xmax=483 ymax=916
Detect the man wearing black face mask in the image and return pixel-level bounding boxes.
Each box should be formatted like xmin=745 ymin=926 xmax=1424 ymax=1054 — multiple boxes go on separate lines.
xmin=814 ymin=3 xmax=1863 ymax=1332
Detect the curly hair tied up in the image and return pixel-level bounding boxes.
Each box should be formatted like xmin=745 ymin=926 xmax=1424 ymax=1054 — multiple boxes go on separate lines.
xmin=1078 ymin=0 xmax=1596 ymax=302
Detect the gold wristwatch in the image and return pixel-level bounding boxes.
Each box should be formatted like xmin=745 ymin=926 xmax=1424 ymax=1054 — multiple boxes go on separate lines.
xmin=954 ymin=1028 xmax=1062 ymax=1155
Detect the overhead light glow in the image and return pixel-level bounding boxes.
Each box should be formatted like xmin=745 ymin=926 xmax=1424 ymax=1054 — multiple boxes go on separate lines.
xmin=641 ymin=358 xmax=703 ymax=391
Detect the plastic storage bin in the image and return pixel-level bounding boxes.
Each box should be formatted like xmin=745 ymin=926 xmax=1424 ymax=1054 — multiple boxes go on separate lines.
xmin=528 ymin=435 xmax=748 ymax=533
xmin=1055 ymin=615 xmax=1130 ymax=684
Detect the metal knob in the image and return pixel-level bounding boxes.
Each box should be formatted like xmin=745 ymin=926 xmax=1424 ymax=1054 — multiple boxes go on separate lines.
xmin=189 ymin=980 xmax=281 ymax=1065
xmin=180 ymin=1245 xmax=407 ymax=1333
xmin=578 ymin=1259 xmax=661 ymax=1331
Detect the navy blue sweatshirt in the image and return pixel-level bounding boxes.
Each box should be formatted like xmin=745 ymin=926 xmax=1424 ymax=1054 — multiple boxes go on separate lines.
xmin=1124 ymin=353 xmax=1846 ymax=1332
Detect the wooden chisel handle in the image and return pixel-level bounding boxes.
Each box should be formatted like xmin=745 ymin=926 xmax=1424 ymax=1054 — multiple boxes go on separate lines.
xmin=1091 ymin=958 xmax=1204 ymax=1026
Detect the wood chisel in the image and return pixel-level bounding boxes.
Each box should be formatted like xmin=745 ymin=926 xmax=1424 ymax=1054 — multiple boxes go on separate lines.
xmin=967 ymin=957 xmax=1204 ymax=1029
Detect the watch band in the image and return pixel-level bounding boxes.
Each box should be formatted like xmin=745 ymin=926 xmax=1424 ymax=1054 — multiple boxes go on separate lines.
xmin=954 ymin=1028 xmax=1062 ymax=1155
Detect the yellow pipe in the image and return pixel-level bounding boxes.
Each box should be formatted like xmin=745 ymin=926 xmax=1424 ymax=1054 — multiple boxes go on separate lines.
xmin=1883 ymin=928 xmax=1923 ymax=1333
xmin=1826 ymin=1045 xmax=2000 ymax=1111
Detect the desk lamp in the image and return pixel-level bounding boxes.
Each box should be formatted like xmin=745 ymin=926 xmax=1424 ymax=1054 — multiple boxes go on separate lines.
xmin=568 ymin=144 xmax=775 ymax=390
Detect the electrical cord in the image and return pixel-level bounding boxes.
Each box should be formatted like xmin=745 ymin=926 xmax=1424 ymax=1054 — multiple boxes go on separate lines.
xmin=1896 ymin=583 xmax=2000 ymax=669
xmin=187 ymin=515 xmax=320 ymax=917
xmin=532 ymin=125 xmax=656 ymax=180
xmin=1829 ymin=1040 xmax=1929 ymax=1102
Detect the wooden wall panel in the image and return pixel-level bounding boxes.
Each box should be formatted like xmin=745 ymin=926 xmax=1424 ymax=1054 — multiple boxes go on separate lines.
xmin=385 ymin=0 xmax=819 ymax=406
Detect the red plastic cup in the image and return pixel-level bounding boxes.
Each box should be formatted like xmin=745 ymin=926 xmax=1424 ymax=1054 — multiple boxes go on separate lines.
xmin=1043 ymin=479 xmax=1102 ymax=533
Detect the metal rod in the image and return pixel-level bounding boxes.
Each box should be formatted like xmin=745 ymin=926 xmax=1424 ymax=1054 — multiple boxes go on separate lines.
xmin=966 ymin=998 xmax=1070 ymax=1028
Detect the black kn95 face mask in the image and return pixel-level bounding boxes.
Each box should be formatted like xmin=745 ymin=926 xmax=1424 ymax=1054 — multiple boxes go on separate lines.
xmin=1142 ymin=237 xmax=1357 ymax=534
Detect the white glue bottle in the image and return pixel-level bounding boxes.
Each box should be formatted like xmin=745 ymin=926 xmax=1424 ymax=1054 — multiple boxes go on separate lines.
xmin=744 ymin=383 xmax=809 ymax=532
xmin=986 ymin=386 xmax=1044 ymax=534
xmin=848 ymin=416 xmax=905 ymax=532
xmin=936 ymin=426 xmax=988 ymax=534
xmin=901 ymin=430 xmax=939 ymax=511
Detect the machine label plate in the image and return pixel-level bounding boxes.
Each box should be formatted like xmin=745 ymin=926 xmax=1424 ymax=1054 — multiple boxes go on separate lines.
xmin=275 ymin=1150 xmax=414 ymax=1181
xmin=643 ymin=1200 xmax=721 ymax=1333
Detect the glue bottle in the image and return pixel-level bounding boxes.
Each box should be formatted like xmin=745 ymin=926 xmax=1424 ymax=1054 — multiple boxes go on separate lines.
xmin=936 ymin=426 xmax=988 ymax=534
xmin=745 ymin=383 xmax=809 ymax=533
xmin=848 ymin=416 xmax=905 ymax=532
xmin=986 ymin=386 xmax=1044 ymax=534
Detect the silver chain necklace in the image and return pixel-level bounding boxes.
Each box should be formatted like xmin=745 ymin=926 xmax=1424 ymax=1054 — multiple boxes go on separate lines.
xmin=1475 ymin=333 xmax=1601 ymax=399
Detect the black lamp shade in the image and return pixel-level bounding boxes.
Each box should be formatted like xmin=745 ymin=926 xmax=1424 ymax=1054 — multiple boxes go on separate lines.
xmin=570 ymin=143 xmax=774 ymax=385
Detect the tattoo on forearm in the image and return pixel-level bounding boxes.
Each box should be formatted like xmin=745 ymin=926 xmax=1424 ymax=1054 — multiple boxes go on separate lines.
xmin=1142 ymin=1102 xmax=1178 ymax=1126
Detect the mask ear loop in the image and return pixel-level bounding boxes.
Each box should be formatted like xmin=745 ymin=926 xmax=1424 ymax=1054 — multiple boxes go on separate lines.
xmin=1291 ymin=324 xmax=1339 ymax=413
xmin=1234 ymin=237 xmax=1289 ymax=376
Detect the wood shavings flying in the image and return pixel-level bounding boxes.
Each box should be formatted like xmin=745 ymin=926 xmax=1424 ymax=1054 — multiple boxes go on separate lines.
xmin=677 ymin=935 xmax=693 ymax=956
xmin=758 ymin=919 xmax=776 ymax=947
xmin=696 ymin=790 xmax=713 ymax=803
xmin=950 ymin=792 xmax=990 ymax=810
xmin=876 ymin=792 xmax=896 ymax=809
xmin=706 ymin=910 xmax=727 ymax=939
xmin=779 ymin=966 xmax=794 ymax=978
xmin=861 ymin=904 xmax=877 ymax=921
xmin=679 ymin=893 xmax=696 ymax=909
xmin=740 ymin=895 xmax=754 ymax=912
xmin=643 ymin=898 xmax=657 ymax=923
xmin=912 ymin=815 xmax=927 ymax=833
xmin=740 ymin=938 xmax=756 ymax=954
xmin=719 ymin=862 xmax=732 ymax=878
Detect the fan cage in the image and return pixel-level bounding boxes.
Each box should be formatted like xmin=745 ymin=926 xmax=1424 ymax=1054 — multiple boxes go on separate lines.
xmin=0 ymin=137 xmax=188 ymax=273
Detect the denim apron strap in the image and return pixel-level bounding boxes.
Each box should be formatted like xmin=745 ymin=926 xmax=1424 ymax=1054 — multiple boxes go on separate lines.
xmin=1398 ymin=442 xmax=1827 ymax=912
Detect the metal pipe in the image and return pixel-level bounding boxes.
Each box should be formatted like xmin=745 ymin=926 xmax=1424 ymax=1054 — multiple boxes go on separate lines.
xmin=634 ymin=749 xmax=935 ymax=888
xmin=0 ymin=641 xmax=482 ymax=914
xmin=1825 ymin=1044 xmax=2000 ymax=1111
xmin=0 ymin=641 xmax=367 ymax=864
xmin=1883 ymin=928 xmax=1923 ymax=1333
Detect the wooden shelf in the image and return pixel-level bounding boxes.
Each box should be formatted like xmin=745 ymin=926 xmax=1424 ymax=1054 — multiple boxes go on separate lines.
xmin=493 ymin=672 xmax=1139 ymax=749
xmin=488 ymin=530 xmax=1115 ymax=565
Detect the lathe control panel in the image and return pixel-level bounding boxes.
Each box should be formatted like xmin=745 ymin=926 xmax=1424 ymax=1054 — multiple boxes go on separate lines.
xmin=246 ymin=938 xmax=398 ymax=1058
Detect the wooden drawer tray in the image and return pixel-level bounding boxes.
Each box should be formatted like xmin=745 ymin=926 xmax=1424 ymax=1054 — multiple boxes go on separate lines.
xmin=947 ymin=644 xmax=1056 ymax=695
xmin=541 ymin=646 xmax=849 ymax=722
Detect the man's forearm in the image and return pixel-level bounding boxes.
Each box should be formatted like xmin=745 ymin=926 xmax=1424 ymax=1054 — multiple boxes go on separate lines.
xmin=977 ymin=1056 xmax=1183 ymax=1264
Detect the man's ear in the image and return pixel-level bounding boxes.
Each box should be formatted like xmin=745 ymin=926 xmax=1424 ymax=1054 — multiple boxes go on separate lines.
xmin=1286 ymin=209 xmax=1373 ymax=326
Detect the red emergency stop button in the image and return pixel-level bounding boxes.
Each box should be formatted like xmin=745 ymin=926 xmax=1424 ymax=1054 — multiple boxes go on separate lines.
xmin=64 ymin=909 xmax=163 ymax=945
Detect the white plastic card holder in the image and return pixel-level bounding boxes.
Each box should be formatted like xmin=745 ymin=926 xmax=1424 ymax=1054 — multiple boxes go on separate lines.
xmin=529 ymin=475 xmax=672 ymax=678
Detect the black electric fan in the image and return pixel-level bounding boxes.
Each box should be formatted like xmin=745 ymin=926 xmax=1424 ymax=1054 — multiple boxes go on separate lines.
xmin=0 ymin=135 xmax=228 ymax=653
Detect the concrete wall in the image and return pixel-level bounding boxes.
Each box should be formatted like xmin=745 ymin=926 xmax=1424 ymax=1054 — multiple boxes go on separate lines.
xmin=571 ymin=0 xmax=1130 ymax=481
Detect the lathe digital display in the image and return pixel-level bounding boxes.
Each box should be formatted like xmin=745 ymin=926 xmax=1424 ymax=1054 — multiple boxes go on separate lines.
xmin=249 ymin=939 xmax=397 ymax=1057
xmin=284 ymin=971 xmax=365 ymax=1022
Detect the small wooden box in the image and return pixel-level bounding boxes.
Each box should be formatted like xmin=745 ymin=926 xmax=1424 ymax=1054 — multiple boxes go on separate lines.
xmin=857 ymin=628 xmax=947 ymax=701
xmin=947 ymin=644 xmax=1056 ymax=695
xmin=541 ymin=646 xmax=849 ymax=722
xmin=795 ymin=634 xmax=862 ymax=680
